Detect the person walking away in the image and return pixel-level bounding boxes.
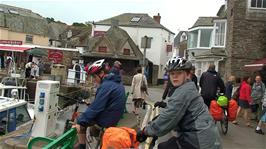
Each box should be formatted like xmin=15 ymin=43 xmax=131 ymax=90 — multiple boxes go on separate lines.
xmin=225 ymin=75 xmax=236 ymax=99
xmin=232 ymin=76 xmax=253 ymax=127
xmin=72 ymin=59 xmax=126 ymax=149
xmin=131 ymin=67 xmax=148 ymax=113
xmin=199 ymin=64 xmax=225 ymax=108
xmin=255 ymin=90 xmax=266 ymax=135
xmin=251 ymin=75 xmax=265 ymax=120
xmin=190 ymin=65 xmax=198 ymax=90
xmin=137 ymin=57 xmax=222 ymax=149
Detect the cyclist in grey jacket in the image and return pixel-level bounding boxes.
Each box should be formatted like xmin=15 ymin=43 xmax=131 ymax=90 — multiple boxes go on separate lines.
xmin=137 ymin=56 xmax=222 ymax=149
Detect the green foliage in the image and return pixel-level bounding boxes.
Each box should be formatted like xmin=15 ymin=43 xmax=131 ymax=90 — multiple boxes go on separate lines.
xmin=72 ymin=22 xmax=87 ymax=27
xmin=46 ymin=17 xmax=55 ymax=23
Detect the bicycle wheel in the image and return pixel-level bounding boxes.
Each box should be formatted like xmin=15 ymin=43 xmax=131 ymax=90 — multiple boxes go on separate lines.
xmin=220 ymin=109 xmax=228 ymax=135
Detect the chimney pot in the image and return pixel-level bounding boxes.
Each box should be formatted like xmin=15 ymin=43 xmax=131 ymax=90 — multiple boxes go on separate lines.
xmin=153 ymin=13 xmax=161 ymax=24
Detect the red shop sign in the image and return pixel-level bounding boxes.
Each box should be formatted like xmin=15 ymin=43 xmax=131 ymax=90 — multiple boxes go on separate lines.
xmin=0 ymin=40 xmax=22 ymax=45
xmin=48 ymin=50 xmax=63 ymax=63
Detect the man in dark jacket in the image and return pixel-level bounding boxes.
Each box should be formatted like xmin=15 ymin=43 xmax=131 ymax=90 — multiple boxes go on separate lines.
xmin=199 ymin=64 xmax=225 ymax=108
xmin=73 ymin=59 xmax=126 ymax=149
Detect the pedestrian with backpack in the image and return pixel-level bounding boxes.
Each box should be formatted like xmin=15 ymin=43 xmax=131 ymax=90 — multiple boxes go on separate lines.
xmin=137 ymin=56 xmax=222 ymax=149
xmin=199 ymin=64 xmax=226 ymax=108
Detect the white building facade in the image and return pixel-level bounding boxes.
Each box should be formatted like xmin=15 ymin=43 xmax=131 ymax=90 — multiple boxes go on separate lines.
xmin=93 ymin=13 xmax=175 ymax=79
xmin=187 ymin=7 xmax=227 ymax=78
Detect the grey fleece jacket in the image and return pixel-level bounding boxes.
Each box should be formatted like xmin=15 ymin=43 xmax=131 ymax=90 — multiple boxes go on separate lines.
xmin=145 ymin=81 xmax=222 ymax=149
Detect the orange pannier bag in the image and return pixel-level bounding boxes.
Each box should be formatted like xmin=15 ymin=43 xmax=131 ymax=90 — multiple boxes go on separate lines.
xmin=228 ymin=99 xmax=238 ymax=121
xmin=101 ymin=127 xmax=139 ymax=149
xmin=210 ymin=100 xmax=223 ymax=121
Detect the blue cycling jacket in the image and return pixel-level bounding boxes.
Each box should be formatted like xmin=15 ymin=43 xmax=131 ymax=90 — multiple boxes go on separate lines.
xmin=77 ymin=74 xmax=126 ymax=127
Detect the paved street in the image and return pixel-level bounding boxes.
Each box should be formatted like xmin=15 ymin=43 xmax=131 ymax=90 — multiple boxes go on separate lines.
xmin=125 ymin=85 xmax=266 ymax=149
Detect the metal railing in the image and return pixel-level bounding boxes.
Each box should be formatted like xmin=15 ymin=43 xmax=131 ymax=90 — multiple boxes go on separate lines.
xmin=27 ymin=128 xmax=77 ymax=149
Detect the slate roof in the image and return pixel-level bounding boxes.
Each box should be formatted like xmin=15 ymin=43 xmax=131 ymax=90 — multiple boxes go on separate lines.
xmin=216 ymin=5 xmax=227 ymax=19
xmin=83 ymin=26 xmax=143 ymax=60
xmin=195 ymin=47 xmax=227 ymax=59
xmin=95 ymin=13 xmax=174 ymax=34
xmin=60 ymin=25 xmax=92 ymax=48
xmin=0 ymin=4 xmax=48 ymax=36
xmin=191 ymin=17 xmax=216 ymax=28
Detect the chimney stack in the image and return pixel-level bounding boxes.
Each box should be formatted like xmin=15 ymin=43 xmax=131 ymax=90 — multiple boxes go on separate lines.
xmin=111 ymin=19 xmax=119 ymax=27
xmin=153 ymin=13 xmax=161 ymax=24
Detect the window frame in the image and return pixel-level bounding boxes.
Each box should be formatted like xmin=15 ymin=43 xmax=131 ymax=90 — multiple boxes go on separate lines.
xmin=212 ymin=20 xmax=227 ymax=47
xmin=249 ymin=0 xmax=266 ymax=9
xmin=25 ymin=35 xmax=33 ymax=43
xmin=188 ymin=27 xmax=213 ymax=49
xmin=131 ymin=16 xmax=141 ymax=22
xmin=123 ymin=48 xmax=130 ymax=55
xmin=98 ymin=46 xmax=107 ymax=53
xmin=15 ymin=104 xmax=31 ymax=127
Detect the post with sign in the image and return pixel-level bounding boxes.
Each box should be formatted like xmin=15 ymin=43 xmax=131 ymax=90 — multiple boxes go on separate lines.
xmin=141 ymin=36 xmax=151 ymax=73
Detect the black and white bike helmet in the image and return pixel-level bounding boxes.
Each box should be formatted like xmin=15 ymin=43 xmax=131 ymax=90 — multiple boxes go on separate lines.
xmin=166 ymin=56 xmax=192 ymax=71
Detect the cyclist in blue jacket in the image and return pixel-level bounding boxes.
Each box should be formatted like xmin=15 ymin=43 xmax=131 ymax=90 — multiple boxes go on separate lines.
xmin=72 ymin=59 xmax=126 ymax=149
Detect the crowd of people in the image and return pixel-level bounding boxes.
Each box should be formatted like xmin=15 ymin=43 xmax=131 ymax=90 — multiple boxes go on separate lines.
xmin=68 ymin=56 xmax=265 ymax=148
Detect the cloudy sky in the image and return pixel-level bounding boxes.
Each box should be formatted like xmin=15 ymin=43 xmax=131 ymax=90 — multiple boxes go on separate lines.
xmin=2 ymin=0 xmax=225 ymax=34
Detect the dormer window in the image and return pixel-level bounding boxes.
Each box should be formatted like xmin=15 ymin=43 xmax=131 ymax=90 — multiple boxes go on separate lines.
xmin=131 ymin=17 xmax=141 ymax=22
xmin=250 ymin=0 xmax=266 ymax=8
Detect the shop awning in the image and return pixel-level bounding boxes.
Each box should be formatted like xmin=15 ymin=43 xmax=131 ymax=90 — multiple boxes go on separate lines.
xmin=0 ymin=44 xmax=34 ymax=52
xmin=26 ymin=48 xmax=47 ymax=56
xmin=244 ymin=58 xmax=266 ymax=71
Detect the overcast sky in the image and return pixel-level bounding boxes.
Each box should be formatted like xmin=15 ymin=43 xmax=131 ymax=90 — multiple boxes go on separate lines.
xmin=2 ymin=0 xmax=225 ymax=34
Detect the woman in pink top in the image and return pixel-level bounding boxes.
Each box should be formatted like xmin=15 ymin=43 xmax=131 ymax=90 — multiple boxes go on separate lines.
xmin=233 ymin=76 xmax=253 ymax=127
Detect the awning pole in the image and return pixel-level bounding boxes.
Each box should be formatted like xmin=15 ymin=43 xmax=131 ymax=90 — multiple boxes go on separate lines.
xmin=11 ymin=51 xmax=18 ymax=86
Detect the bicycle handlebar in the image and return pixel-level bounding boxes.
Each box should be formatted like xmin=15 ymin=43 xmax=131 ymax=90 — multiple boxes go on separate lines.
xmin=57 ymin=94 xmax=87 ymax=104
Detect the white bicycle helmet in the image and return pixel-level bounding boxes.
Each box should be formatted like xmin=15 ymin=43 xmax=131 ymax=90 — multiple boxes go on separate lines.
xmin=166 ymin=56 xmax=192 ymax=71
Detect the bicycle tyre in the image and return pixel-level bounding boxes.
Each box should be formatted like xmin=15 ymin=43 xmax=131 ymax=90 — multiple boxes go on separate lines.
xmin=220 ymin=109 xmax=228 ymax=135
